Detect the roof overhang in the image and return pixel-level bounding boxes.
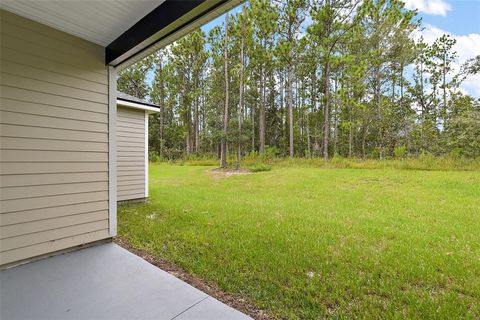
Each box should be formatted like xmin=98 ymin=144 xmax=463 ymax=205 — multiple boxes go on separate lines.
xmin=1 ymin=0 xmax=243 ymax=71
xmin=108 ymin=0 xmax=243 ymax=70
xmin=0 ymin=1 xmax=164 ymax=48
xmin=117 ymin=99 xmax=160 ymax=114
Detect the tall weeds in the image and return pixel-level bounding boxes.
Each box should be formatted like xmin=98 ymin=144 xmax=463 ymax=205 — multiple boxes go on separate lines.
xmin=153 ymin=153 xmax=480 ymax=171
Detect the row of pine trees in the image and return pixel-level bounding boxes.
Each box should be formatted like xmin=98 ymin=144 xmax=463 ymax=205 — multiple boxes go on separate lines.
xmin=118 ymin=0 xmax=480 ymax=166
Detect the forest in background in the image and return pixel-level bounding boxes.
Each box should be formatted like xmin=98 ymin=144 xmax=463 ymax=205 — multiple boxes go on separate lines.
xmin=117 ymin=0 xmax=480 ymax=167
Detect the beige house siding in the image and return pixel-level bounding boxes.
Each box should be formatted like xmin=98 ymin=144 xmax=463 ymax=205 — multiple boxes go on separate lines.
xmin=0 ymin=10 xmax=110 ymax=266
xmin=116 ymin=106 xmax=146 ymax=201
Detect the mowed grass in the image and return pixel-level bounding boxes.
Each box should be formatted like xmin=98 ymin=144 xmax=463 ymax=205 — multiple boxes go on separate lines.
xmin=118 ymin=164 xmax=480 ymax=319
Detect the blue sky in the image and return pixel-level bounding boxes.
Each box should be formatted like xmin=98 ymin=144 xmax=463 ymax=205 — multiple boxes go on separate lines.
xmin=412 ymin=0 xmax=480 ymax=35
xmin=202 ymin=6 xmax=242 ymax=34
xmin=406 ymin=0 xmax=480 ymax=97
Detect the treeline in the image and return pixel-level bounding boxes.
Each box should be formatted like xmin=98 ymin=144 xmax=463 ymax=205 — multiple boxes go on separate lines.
xmin=118 ymin=0 xmax=480 ymax=166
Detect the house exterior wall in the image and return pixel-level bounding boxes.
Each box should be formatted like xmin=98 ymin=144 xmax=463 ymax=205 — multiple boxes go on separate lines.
xmin=0 ymin=10 xmax=111 ymax=266
xmin=116 ymin=106 xmax=146 ymax=201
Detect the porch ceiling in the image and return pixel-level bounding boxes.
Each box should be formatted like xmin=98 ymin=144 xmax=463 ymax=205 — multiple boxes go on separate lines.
xmin=0 ymin=0 xmax=243 ymax=69
xmin=0 ymin=0 xmax=164 ymax=46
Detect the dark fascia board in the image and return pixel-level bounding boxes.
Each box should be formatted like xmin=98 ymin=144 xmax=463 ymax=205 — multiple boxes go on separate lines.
xmin=117 ymin=97 xmax=159 ymax=109
xmin=106 ymin=0 xmax=229 ymax=67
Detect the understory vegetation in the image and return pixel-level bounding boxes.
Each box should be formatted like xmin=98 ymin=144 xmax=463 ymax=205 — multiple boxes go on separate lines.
xmin=158 ymin=154 xmax=480 ymax=172
xmin=119 ymin=164 xmax=480 ymax=319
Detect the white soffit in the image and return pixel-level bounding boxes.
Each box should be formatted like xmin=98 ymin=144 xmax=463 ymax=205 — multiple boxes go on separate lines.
xmin=117 ymin=100 xmax=159 ymax=114
xmin=0 ymin=0 xmax=165 ymax=46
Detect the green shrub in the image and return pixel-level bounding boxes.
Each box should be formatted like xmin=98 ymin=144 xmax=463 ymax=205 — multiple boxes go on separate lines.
xmin=244 ymin=151 xmax=260 ymax=162
xmin=149 ymin=151 xmax=160 ymax=163
xmin=418 ymin=151 xmax=435 ymax=169
xmin=368 ymin=148 xmax=381 ymax=159
xmin=449 ymin=147 xmax=462 ymax=159
xmin=394 ymin=146 xmax=407 ymax=158
xmin=263 ymin=146 xmax=279 ymax=160
xmin=249 ymin=163 xmax=272 ymax=172
xmin=330 ymin=155 xmax=350 ymax=168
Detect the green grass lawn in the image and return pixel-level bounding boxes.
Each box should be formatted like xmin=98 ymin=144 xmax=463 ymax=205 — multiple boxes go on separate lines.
xmin=118 ymin=164 xmax=480 ymax=319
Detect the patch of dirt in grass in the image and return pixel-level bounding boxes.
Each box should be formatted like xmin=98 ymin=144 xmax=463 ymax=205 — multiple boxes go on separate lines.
xmin=210 ymin=168 xmax=252 ymax=178
xmin=115 ymin=237 xmax=269 ymax=320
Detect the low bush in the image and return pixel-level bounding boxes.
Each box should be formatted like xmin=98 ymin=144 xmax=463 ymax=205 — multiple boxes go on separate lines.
xmin=248 ymin=163 xmax=272 ymax=172
xmin=394 ymin=146 xmax=407 ymax=158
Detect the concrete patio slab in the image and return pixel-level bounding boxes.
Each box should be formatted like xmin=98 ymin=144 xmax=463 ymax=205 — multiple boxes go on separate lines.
xmin=173 ymin=296 xmax=251 ymax=320
xmin=0 ymin=243 xmax=251 ymax=320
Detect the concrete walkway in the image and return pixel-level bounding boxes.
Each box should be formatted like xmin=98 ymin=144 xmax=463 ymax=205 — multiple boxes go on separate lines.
xmin=0 ymin=243 xmax=251 ymax=320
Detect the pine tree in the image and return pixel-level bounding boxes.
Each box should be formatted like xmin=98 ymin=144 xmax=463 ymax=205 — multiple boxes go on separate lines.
xmin=221 ymin=13 xmax=230 ymax=168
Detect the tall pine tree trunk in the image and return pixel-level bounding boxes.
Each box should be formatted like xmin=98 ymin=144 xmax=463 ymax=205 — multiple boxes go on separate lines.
xmin=333 ymin=77 xmax=338 ymax=156
xmin=194 ymin=77 xmax=200 ymax=153
xmin=312 ymin=71 xmax=319 ymax=156
xmin=220 ymin=14 xmax=229 ymax=168
xmin=374 ymin=63 xmax=383 ymax=158
xmin=349 ymin=113 xmax=353 ymax=158
xmin=442 ymin=52 xmax=447 ymax=127
xmin=158 ymin=62 xmax=164 ymax=159
xmin=306 ymin=112 xmax=311 ymax=157
xmin=182 ymin=72 xmax=192 ymax=155
xmin=252 ymin=100 xmax=256 ymax=152
xmin=287 ymin=63 xmax=294 ymax=157
xmin=259 ymin=65 xmax=266 ymax=153
xmin=237 ymin=6 xmax=245 ymax=169
xmin=322 ymin=59 xmax=330 ymax=159
xmin=280 ymin=70 xmax=286 ymax=155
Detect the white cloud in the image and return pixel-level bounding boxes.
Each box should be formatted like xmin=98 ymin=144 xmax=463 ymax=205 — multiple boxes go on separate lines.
xmin=403 ymin=0 xmax=452 ymax=16
xmin=462 ymin=74 xmax=480 ymax=98
xmin=417 ymin=24 xmax=446 ymax=43
xmin=419 ymin=24 xmax=480 ymax=98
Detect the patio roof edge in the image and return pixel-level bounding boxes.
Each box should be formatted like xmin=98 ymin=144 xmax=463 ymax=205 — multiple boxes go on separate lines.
xmin=106 ymin=0 xmax=243 ymax=70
